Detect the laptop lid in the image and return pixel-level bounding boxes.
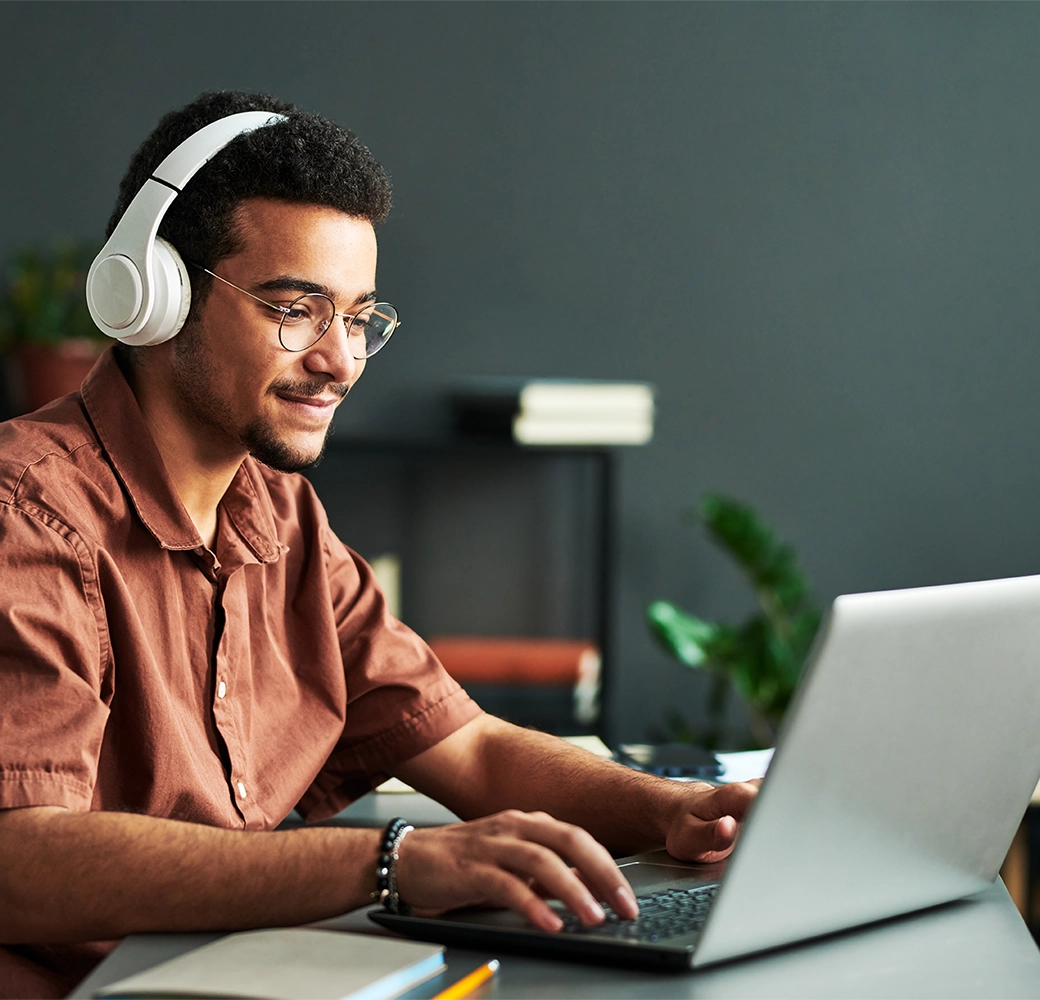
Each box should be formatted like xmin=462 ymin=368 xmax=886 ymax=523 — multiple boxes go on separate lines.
xmin=693 ymin=573 xmax=1040 ymax=965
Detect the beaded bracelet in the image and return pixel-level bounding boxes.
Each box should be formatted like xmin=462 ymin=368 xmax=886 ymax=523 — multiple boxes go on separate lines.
xmin=374 ymin=816 xmax=414 ymax=915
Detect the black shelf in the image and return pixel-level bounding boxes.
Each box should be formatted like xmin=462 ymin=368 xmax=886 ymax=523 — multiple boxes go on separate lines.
xmin=306 ymin=436 xmax=616 ymax=737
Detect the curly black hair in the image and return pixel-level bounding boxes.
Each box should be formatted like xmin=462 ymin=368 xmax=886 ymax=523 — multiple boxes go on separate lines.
xmin=107 ymin=90 xmax=393 ymax=304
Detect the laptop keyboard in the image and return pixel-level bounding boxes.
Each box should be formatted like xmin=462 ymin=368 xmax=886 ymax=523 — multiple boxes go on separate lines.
xmin=558 ymin=883 xmax=720 ymax=942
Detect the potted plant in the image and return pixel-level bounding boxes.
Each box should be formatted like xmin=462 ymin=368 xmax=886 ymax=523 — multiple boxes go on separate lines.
xmin=0 ymin=241 xmax=106 ymax=414
xmin=646 ymin=494 xmax=822 ymax=749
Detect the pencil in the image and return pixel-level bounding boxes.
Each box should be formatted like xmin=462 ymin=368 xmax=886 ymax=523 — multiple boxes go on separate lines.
xmin=431 ymin=958 xmax=500 ymax=1000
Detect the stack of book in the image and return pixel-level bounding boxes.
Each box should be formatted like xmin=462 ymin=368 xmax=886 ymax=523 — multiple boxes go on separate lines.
xmin=451 ymin=377 xmax=655 ymax=446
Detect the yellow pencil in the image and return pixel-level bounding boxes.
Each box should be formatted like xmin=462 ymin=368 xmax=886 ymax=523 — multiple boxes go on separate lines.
xmin=431 ymin=958 xmax=500 ymax=1000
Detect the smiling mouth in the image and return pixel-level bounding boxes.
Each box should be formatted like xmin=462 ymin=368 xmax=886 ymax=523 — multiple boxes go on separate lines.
xmin=271 ymin=376 xmax=349 ymax=404
xmin=277 ymin=393 xmax=339 ymax=408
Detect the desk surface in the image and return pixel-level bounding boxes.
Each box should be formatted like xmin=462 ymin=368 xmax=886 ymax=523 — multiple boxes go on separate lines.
xmin=70 ymin=884 xmax=1040 ymax=999
xmin=73 ymin=794 xmax=1040 ymax=1000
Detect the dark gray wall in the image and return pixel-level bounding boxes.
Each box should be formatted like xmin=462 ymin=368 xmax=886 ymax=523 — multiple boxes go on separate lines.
xmin=5 ymin=2 xmax=1040 ymax=743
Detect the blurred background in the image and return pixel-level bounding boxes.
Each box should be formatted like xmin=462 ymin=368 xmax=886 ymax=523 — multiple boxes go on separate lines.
xmin=3 ymin=2 xmax=1040 ymax=746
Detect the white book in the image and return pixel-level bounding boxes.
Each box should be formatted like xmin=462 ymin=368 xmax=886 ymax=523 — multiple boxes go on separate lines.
xmin=512 ymin=414 xmax=654 ymax=445
xmin=96 ymin=928 xmax=445 ymax=1000
xmin=451 ymin=378 xmax=656 ymax=439
xmin=518 ymin=381 xmax=655 ymax=420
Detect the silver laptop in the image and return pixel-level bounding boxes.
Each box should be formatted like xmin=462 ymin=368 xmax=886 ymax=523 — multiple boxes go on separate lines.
xmin=373 ymin=575 xmax=1040 ymax=969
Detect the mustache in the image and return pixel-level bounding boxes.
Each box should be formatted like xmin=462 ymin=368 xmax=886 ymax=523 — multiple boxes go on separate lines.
xmin=270 ymin=377 xmax=350 ymax=400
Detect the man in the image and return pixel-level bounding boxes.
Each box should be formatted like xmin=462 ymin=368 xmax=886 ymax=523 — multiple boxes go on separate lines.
xmin=0 ymin=92 xmax=757 ymax=998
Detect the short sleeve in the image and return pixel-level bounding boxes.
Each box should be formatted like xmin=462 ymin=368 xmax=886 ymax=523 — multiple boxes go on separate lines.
xmin=295 ymin=523 xmax=482 ymax=822
xmin=0 ymin=504 xmax=110 ymax=811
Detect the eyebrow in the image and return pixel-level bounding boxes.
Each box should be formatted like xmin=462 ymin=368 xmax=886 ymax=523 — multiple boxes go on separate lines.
xmin=255 ymin=275 xmax=378 ymax=308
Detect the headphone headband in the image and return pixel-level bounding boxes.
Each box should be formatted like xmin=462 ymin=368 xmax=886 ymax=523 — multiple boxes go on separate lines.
xmin=152 ymin=112 xmax=285 ymax=191
xmin=87 ymin=111 xmax=287 ymax=347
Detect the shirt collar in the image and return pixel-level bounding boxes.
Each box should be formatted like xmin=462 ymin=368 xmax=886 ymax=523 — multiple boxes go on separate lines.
xmin=80 ymin=348 xmax=281 ymax=563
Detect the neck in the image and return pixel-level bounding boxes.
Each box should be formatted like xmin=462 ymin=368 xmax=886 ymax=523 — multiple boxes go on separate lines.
xmin=122 ymin=352 xmax=244 ymax=550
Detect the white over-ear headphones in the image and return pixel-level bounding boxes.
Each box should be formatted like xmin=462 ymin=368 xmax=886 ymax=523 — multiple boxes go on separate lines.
xmin=86 ymin=111 xmax=286 ymax=347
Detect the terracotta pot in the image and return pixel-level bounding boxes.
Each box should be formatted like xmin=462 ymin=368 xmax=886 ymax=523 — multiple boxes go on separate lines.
xmin=8 ymin=339 xmax=106 ymax=414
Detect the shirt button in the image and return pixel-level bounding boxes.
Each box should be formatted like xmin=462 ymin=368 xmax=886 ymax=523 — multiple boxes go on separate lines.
xmin=237 ymin=781 xmax=247 ymax=799
xmin=217 ymin=681 xmax=227 ymax=699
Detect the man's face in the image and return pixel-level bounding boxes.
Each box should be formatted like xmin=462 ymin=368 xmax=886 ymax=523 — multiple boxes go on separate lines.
xmin=170 ymin=198 xmax=377 ymax=472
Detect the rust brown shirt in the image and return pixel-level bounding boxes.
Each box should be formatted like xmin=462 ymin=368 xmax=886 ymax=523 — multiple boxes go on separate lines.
xmin=0 ymin=350 xmax=481 ymax=997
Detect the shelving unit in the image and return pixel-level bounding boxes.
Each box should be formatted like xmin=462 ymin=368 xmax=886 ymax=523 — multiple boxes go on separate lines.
xmin=305 ymin=437 xmax=616 ymax=736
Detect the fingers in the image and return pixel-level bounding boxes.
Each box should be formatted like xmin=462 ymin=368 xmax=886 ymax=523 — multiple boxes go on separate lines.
xmin=493 ymin=832 xmax=606 ymax=927
xmin=700 ymin=780 xmax=760 ymax=821
xmin=463 ymin=861 xmax=569 ymax=932
xmin=410 ymin=857 xmax=567 ymax=932
xmin=560 ymin=866 xmax=640 ymax=922
xmin=394 ymin=810 xmax=639 ymax=931
xmin=506 ymin=812 xmax=640 ymax=921
xmin=666 ymin=814 xmax=738 ymax=863
xmin=664 ymin=781 xmax=761 ymax=863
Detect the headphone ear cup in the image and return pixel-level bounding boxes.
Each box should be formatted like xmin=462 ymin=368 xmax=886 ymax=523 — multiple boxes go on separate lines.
xmin=86 ymin=250 xmax=145 ymax=339
xmin=128 ymin=237 xmax=192 ymax=347
xmin=156 ymin=238 xmax=193 ymax=341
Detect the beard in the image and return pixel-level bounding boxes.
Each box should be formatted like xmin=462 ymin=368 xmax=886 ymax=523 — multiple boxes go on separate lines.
xmin=170 ymin=317 xmax=348 ymax=474
xmin=241 ymin=393 xmax=339 ymax=473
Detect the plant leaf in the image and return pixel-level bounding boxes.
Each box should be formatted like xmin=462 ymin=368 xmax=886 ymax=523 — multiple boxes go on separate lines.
xmin=647 ymin=495 xmax=823 ymax=746
xmin=646 ymin=600 xmax=717 ymax=668
xmin=699 ymin=493 xmax=813 ymax=621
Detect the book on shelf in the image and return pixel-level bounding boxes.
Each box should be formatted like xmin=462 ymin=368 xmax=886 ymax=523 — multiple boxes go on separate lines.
xmin=512 ymin=414 xmax=652 ymax=445
xmin=95 ymin=927 xmax=445 ymax=1000
xmin=450 ymin=377 xmax=655 ymax=445
xmin=429 ymin=636 xmax=601 ymax=727
xmin=428 ymin=636 xmax=599 ymax=685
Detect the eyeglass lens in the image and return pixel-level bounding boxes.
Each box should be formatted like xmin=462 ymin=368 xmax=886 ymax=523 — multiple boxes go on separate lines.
xmin=278 ymin=295 xmax=398 ymax=359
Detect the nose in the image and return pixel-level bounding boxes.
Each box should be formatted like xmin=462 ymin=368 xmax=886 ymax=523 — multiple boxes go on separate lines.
xmin=302 ymin=314 xmax=364 ymax=386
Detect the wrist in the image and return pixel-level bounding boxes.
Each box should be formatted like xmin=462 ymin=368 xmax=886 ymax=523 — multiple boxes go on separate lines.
xmin=658 ymin=777 xmax=716 ymax=841
xmin=373 ymin=817 xmax=413 ymax=915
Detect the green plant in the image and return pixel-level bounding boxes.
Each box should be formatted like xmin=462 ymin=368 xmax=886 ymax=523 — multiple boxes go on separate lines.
xmin=0 ymin=242 xmax=104 ymax=351
xmin=647 ymin=494 xmax=822 ymax=749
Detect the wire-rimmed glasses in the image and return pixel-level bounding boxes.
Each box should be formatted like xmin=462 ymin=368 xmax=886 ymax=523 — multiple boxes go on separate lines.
xmin=193 ymin=264 xmax=399 ymax=359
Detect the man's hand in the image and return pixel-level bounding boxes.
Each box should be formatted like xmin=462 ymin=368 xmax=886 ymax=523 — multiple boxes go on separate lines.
xmin=395 ymin=810 xmax=640 ymax=932
xmin=395 ymin=715 xmax=763 ymax=874
xmin=662 ymin=780 xmax=762 ymax=864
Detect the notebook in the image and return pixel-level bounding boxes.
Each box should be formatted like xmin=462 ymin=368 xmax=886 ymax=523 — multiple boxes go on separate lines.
xmin=372 ymin=574 xmax=1040 ymax=969
xmin=95 ymin=927 xmax=444 ymax=999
